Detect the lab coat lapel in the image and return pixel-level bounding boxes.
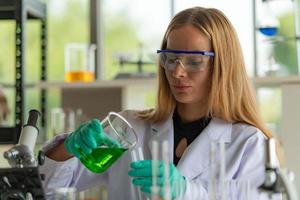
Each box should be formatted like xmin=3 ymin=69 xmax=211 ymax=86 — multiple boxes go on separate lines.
xmin=148 ymin=113 xmax=174 ymax=162
xmin=176 ymin=117 xmax=232 ymax=180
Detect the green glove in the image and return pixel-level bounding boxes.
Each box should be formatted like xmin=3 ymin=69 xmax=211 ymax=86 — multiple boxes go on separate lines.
xmin=128 ymin=160 xmax=186 ymax=199
xmin=64 ymin=119 xmax=120 ymax=158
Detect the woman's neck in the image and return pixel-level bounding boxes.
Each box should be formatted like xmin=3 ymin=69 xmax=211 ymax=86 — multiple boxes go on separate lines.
xmin=176 ymin=103 xmax=207 ymax=123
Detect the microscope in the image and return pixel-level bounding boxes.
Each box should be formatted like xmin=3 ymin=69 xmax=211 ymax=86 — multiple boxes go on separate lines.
xmin=260 ymin=137 xmax=299 ymax=200
xmin=0 ymin=109 xmax=45 ymax=200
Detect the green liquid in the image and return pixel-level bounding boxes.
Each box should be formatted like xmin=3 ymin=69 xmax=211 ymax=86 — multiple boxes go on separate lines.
xmin=79 ymin=147 xmax=127 ymax=173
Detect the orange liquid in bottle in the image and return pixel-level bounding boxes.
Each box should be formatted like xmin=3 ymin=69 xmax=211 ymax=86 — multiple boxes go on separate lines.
xmin=65 ymin=70 xmax=94 ymax=82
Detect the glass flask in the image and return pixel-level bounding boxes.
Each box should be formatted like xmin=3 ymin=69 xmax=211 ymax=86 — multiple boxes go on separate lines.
xmin=258 ymin=0 xmax=280 ymax=37
xmin=78 ymin=112 xmax=138 ymax=173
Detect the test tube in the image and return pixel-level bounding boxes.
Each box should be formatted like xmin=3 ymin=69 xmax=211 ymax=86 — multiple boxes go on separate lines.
xmin=219 ymin=140 xmax=226 ymax=200
xmin=138 ymin=147 xmax=144 ymax=160
xmin=240 ymin=180 xmax=251 ymax=200
xmin=151 ymin=141 xmax=159 ymax=200
xmin=131 ymin=148 xmax=138 ymax=161
xmin=208 ymin=141 xmax=217 ymax=200
xmin=162 ymin=140 xmax=171 ymax=200
xmin=130 ymin=147 xmax=144 ymax=200
xmin=209 ymin=141 xmax=227 ymax=200
xmin=54 ymin=187 xmax=77 ymax=200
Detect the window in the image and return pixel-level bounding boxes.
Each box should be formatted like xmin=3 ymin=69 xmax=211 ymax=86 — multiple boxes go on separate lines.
xmin=47 ymin=0 xmax=90 ymax=81
xmin=0 ymin=0 xmax=90 ymax=129
xmin=257 ymin=87 xmax=281 ymax=135
xmin=102 ymin=0 xmax=170 ymax=79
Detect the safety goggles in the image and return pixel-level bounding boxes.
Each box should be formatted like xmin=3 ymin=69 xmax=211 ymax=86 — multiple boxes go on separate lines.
xmin=157 ymin=49 xmax=214 ymax=72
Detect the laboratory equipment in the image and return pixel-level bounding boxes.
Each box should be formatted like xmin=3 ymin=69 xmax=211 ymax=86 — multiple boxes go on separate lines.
xmin=54 ymin=187 xmax=77 ymax=200
xmin=4 ymin=110 xmax=42 ymax=168
xmin=151 ymin=140 xmax=184 ymax=200
xmin=1 ymin=109 xmax=46 ymax=199
xmin=131 ymin=147 xmax=146 ymax=200
xmin=258 ymin=0 xmax=279 ymax=37
xmin=50 ymin=108 xmax=66 ymax=138
xmin=208 ymin=141 xmax=226 ymax=199
xmin=50 ymin=108 xmax=85 ymax=140
xmin=208 ymin=141 xmax=234 ymax=200
xmin=151 ymin=140 xmax=160 ymax=200
xmin=79 ymin=185 xmax=107 ymax=200
xmin=63 ymin=108 xmax=75 ymax=133
xmin=114 ymin=43 xmax=156 ymax=79
xmin=0 ymin=167 xmax=45 ymax=200
xmin=162 ymin=140 xmax=171 ymax=200
xmin=0 ymin=0 xmax=47 ymax=132
xmin=219 ymin=141 xmax=226 ymax=200
xmin=65 ymin=43 xmax=96 ymax=82
xmin=208 ymin=141 xmax=218 ymax=200
xmin=256 ymin=0 xmax=281 ymax=76
xmin=78 ymin=112 xmax=138 ymax=173
xmin=80 ymin=147 xmax=127 ymax=173
xmin=253 ymin=0 xmax=300 ymax=76
xmin=260 ymin=137 xmax=299 ymax=200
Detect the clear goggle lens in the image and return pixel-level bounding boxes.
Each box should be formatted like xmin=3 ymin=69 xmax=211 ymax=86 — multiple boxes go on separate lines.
xmin=159 ymin=52 xmax=210 ymax=72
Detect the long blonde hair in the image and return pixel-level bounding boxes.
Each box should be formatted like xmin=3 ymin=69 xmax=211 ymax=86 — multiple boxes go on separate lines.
xmin=138 ymin=7 xmax=272 ymax=138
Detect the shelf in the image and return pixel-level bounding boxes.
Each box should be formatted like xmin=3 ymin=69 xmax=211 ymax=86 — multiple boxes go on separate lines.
xmin=261 ymin=35 xmax=300 ymax=44
xmin=0 ymin=0 xmax=47 ymax=141
xmin=0 ymin=0 xmax=46 ymax=20
xmin=3 ymin=76 xmax=300 ymax=89
xmin=252 ymin=76 xmax=300 ymax=87
xmin=37 ymin=78 xmax=157 ymax=89
xmin=0 ymin=82 xmax=36 ymax=89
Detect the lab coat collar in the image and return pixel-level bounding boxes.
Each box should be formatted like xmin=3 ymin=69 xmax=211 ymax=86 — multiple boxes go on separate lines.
xmin=149 ymin=112 xmax=232 ymax=180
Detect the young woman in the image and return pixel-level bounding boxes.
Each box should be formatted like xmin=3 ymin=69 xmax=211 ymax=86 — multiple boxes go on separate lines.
xmin=41 ymin=7 xmax=275 ymax=200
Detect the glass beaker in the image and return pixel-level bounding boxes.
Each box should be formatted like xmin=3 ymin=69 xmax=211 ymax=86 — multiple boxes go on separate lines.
xmin=50 ymin=108 xmax=65 ymax=138
xmin=64 ymin=43 xmax=96 ymax=82
xmin=78 ymin=112 xmax=138 ymax=173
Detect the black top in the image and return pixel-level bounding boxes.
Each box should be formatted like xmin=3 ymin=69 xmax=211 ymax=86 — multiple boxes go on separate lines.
xmin=173 ymin=110 xmax=211 ymax=165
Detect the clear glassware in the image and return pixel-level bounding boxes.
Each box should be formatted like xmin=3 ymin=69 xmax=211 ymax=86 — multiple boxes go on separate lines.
xmin=54 ymin=187 xmax=77 ymax=200
xmin=78 ymin=112 xmax=138 ymax=173
xmin=257 ymin=1 xmax=280 ymax=37
xmin=64 ymin=43 xmax=96 ymax=82
xmin=50 ymin=108 xmax=65 ymax=138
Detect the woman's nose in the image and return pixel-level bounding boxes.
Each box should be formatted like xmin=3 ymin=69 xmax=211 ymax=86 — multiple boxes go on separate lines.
xmin=172 ymin=60 xmax=187 ymax=78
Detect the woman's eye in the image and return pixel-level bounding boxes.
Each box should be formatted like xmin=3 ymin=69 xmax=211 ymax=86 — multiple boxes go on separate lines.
xmin=166 ymin=58 xmax=177 ymax=63
xmin=188 ymin=60 xmax=202 ymax=67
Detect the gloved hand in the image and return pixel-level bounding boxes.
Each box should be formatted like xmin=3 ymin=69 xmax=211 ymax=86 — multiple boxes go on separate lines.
xmin=64 ymin=119 xmax=121 ymax=158
xmin=128 ymin=160 xmax=186 ymax=199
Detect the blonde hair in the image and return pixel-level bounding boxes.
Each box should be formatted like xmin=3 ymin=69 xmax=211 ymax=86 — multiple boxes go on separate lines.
xmin=138 ymin=7 xmax=272 ymax=138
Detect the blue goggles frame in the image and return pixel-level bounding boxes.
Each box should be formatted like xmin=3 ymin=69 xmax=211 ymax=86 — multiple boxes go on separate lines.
xmin=157 ymin=49 xmax=215 ymax=57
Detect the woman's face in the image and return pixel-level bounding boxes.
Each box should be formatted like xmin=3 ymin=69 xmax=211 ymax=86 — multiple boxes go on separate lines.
xmin=164 ymin=25 xmax=213 ymax=106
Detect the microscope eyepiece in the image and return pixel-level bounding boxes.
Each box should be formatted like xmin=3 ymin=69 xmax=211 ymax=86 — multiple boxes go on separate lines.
xmin=26 ymin=109 xmax=40 ymax=127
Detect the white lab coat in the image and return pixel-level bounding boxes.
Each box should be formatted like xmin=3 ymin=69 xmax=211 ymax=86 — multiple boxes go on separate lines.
xmin=40 ymin=110 xmax=275 ymax=200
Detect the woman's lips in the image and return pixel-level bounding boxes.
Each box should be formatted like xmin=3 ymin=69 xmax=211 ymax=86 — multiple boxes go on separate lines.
xmin=173 ymin=85 xmax=191 ymax=92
